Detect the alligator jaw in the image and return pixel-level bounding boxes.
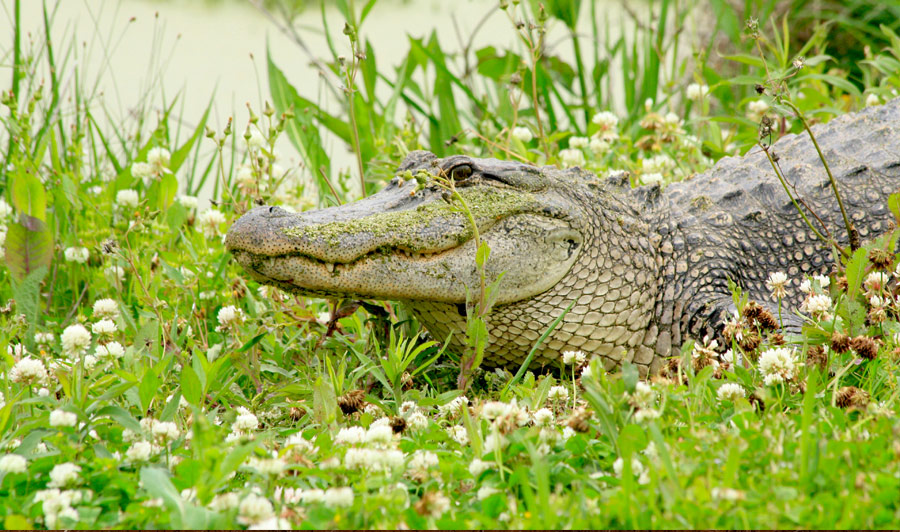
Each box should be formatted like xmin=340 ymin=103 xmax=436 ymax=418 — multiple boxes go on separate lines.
xmin=226 ymin=173 xmax=583 ymax=305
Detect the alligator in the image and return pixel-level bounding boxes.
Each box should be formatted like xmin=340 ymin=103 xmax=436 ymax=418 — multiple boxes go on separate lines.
xmin=227 ymin=98 xmax=900 ymax=376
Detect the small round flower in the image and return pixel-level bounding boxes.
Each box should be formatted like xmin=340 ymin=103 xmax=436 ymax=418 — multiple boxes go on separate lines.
xmin=246 ymin=456 xmax=286 ymax=476
xmin=866 ymin=93 xmax=882 ymax=107
xmin=864 ymin=271 xmax=889 ymax=293
xmin=176 ymin=195 xmax=198 ymax=210
xmin=717 ymin=383 xmax=745 ymax=402
xmin=511 ymin=126 xmax=533 ymax=143
xmin=9 ymin=357 xmax=47 ymax=385
xmin=406 ymin=411 xmax=429 ymax=431
xmin=630 ymin=382 xmax=656 ymax=408
xmin=91 ymin=318 xmax=117 ymax=335
xmin=216 ymin=305 xmax=245 ymax=330
xmin=758 ymin=347 xmax=798 ymax=385
xmin=126 ymin=441 xmax=153 ymax=461
xmin=409 ymin=450 xmax=439 ymax=472
xmin=747 ymin=99 xmax=770 ymax=121
xmin=82 ymin=354 xmax=98 ymax=371
xmin=7 ymin=343 xmax=26 ymax=357
xmin=641 ymin=172 xmax=663 ymax=185
xmin=323 ymin=487 xmax=354 ymax=508
xmin=589 ymin=137 xmax=609 ymax=155
xmin=152 ymin=421 xmax=180 ymax=442
xmin=547 ymin=385 xmax=569 ymax=402
xmin=131 ymin=162 xmax=153 ymax=182
xmin=49 ymin=409 xmax=77 ymax=427
xmin=47 ymin=462 xmax=81 ymax=488
xmin=147 ymin=147 xmax=171 ymax=171
xmin=238 ymin=493 xmax=274 ymax=524
xmin=198 ymin=208 xmax=227 ymax=238
xmin=96 ymin=341 xmax=125 ymax=359
xmin=686 ymin=83 xmax=709 ymax=101
xmin=559 ymin=148 xmax=585 ymax=168
xmin=365 ymin=424 xmax=394 ymax=446
xmin=115 ymin=189 xmax=139 ymax=209
xmin=448 ymin=425 xmax=468 ymax=445
xmin=64 ymin=247 xmax=89 ymax=264
xmin=61 ymin=324 xmax=91 ymax=355
xmin=766 ymin=271 xmax=788 ymax=298
xmin=0 ymin=454 xmax=26 ymax=474
xmin=532 ymin=408 xmax=554 ymax=426
xmin=805 ymin=294 xmax=833 ymax=316
xmin=232 ymin=407 xmax=259 ymax=432
xmin=105 ymin=266 xmax=125 ymax=282
xmin=92 ymin=298 xmax=120 ymax=319
xmin=569 ymin=136 xmax=589 ymax=149
xmin=562 ymin=350 xmax=586 ymax=365
xmin=469 ymin=459 xmax=490 ymax=476
xmin=34 ymin=332 xmax=55 ymax=345
xmin=592 ymin=111 xmax=619 ymax=129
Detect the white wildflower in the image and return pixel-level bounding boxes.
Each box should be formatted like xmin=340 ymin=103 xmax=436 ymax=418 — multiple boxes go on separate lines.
xmin=61 ymin=324 xmax=91 ymax=355
xmin=469 ymin=459 xmax=490 ymax=476
xmin=641 ymin=172 xmax=663 ymax=185
xmin=686 ymin=83 xmax=709 ymax=101
xmin=91 ymin=319 xmax=117 ymax=336
xmin=630 ymin=382 xmax=656 ymax=408
xmin=322 ymin=487 xmax=354 ymax=508
xmin=126 ymin=441 xmax=153 ymax=461
xmin=131 ymin=162 xmax=153 ymax=182
xmin=335 ymin=426 xmax=366 ymax=445
xmin=105 ymin=265 xmax=125 ymax=282
xmin=589 ymin=137 xmax=609 ymax=155
xmin=864 ymin=271 xmax=889 ymax=293
xmin=0 ymin=454 xmax=26 ymax=474
xmin=147 ymin=147 xmax=171 ymax=171
xmin=512 ymin=126 xmax=533 ymax=143
xmin=548 ymin=385 xmax=569 ymax=402
xmin=406 ymin=411 xmax=429 ymax=431
xmin=34 ymin=332 xmax=55 ymax=345
xmin=804 ymin=294 xmax=833 ymax=317
xmin=115 ymin=189 xmax=139 ymax=209
xmin=408 ymin=450 xmax=439 ymax=472
xmin=47 ymin=463 xmax=81 ymax=488
xmin=448 ymin=425 xmax=469 ymax=445
xmin=246 ymin=130 xmax=266 ymax=151
xmin=64 ymin=247 xmax=89 ymax=264
xmin=562 ymin=350 xmax=585 ymax=365
xmin=176 ymin=195 xmax=198 ymax=210
xmin=209 ymin=492 xmax=240 ymax=511
xmin=559 ymin=148 xmax=585 ymax=168
xmin=532 ymin=408 xmax=554 ymax=427
xmin=238 ymin=493 xmax=274 ymax=525
xmin=717 ymin=383 xmax=745 ymax=402
xmin=216 ymin=305 xmax=245 ymax=330
xmin=569 ymin=136 xmax=589 ymax=149
xmin=865 ymin=93 xmax=881 ymax=107
xmin=152 ymin=421 xmax=180 ymax=442
xmin=438 ymin=395 xmax=468 ymax=417
xmin=758 ymin=347 xmax=798 ymax=385
xmin=197 ymin=208 xmax=227 ymax=238
xmin=96 ymin=341 xmax=125 ymax=359
xmin=49 ymin=409 xmax=77 ymax=427
xmin=747 ymin=99 xmax=770 ymax=121
xmin=249 ymin=517 xmax=292 ymax=530
xmin=232 ymin=407 xmax=259 ymax=432
xmin=592 ymin=111 xmax=619 ymax=129
xmin=92 ymin=298 xmax=119 ymax=319
xmin=365 ymin=424 xmax=395 ymax=446
xmin=766 ymin=271 xmax=788 ymax=298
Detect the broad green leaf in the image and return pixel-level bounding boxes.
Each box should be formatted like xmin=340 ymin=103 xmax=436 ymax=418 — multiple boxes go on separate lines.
xmin=180 ymin=366 xmax=202 ymax=406
xmin=844 ymin=246 xmax=868 ymax=301
xmin=10 ymin=171 xmax=46 ymax=221
xmin=4 ymin=217 xmax=52 ymax=282
xmin=94 ymin=405 xmax=142 ymax=433
xmin=139 ymin=367 xmax=160 ymax=413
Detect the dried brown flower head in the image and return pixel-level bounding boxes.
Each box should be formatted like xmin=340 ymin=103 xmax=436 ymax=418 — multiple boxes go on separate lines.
xmin=835 ymin=386 xmax=870 ymax=410
xmin=390 ymin=416 xmax=408 ymax=434
xmin=868 ymin=248 xmax=893 ymax=270
xmin=338 ymin=389 xmax=367 ymax=416
xmin=850 ymin=336 xmax=878 ymax=361
xmin=830 ymin=332 xmax=851 ymax=353
xmin=806 ymin=345 xmax=828 ymax=374
xmin=567 ymin=407 xmax=592 ymax=433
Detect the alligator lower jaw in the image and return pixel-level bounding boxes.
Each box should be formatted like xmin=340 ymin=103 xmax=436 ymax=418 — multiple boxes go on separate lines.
xmin=232 ymin=244 xmax=469 ymax=302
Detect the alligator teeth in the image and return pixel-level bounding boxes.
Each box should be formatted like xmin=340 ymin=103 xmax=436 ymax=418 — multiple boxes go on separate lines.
xmin=326 ymin=263 xmax=335 ymax=272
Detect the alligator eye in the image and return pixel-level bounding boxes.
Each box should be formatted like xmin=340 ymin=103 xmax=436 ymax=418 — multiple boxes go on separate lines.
xmin=450 ymin=164 xmax=473 ymax=182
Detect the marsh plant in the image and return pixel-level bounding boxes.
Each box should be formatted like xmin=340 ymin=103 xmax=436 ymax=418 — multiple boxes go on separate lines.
xmin=1 ymin=0 xmax=899 ymax=529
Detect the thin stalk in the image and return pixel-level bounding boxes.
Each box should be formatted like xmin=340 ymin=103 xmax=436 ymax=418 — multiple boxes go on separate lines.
xmin=781 ymin=98 xmax=857 ymax=251
xmin=5 ymin=0 xmax=22 ymax=171
xmin=570 ymin=28 xmax=590 ymax=130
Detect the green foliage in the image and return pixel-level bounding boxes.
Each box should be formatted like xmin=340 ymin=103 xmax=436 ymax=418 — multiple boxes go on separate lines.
xmin=1 ymin=0 xmax=899 ymax=529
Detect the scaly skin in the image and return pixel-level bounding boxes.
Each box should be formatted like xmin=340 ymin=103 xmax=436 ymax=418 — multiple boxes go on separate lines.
xmin=227 ymin=99 xmax=900 ymax=376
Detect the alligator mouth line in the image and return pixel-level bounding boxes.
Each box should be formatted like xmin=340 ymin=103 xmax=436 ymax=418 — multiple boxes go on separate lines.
xmin=239 ymin=243 xmax=459 ymax=276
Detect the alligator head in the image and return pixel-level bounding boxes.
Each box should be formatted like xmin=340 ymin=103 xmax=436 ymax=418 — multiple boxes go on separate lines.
xmin=227 ymin=150 xmax=661 ymax=371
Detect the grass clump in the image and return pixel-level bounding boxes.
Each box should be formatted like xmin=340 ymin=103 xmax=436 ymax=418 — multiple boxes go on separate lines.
xmin=1 ymin=0 xmax=899 ymax=529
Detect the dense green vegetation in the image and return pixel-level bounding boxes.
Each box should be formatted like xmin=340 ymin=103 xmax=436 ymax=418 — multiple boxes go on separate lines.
xmin=1 ymin=0 xmax=899 ymax=528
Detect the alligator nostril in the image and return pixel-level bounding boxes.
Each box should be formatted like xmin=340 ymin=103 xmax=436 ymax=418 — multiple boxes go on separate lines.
xmin=456 ymin=303 xmax=468 ymax=317
xmin=268 ymin=206 xmax=275 ymax=214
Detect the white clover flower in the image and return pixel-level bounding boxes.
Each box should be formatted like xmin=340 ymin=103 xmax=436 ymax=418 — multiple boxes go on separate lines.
xmin=712 ymin=487 xmax=746 ymax=501
xmin=642 ymin=153 xmax=675 ymax=173
xmin=115 ymin=189 xmax=139 ymax=209
xmin=634 ymin=408 xmax=661 ymax=422
xmin=664 ymin=112 xmax=682 ymax=127
xmin=569 ymin=136 xmax=589 ymax=149
xmin=64 ymin=247 xmax=89 ymax=264
xmin=562 ymin=350 xmax=586 ymax=365
xmin=799 ymin=279 xmax=811 ymax=293
xmin=766 ymin=271 xmax=788 ymax=298
xmin=592 ymin=111 xmax=619 ymax=129
xmin=236 ymin=165 xmax=256 ymax=188
xmin=865 ymin=93 xmax=881 ymax=107
xmin=418 ymin=491 xmax=450 ymax=519
xmin=406 ymin=411 xmax=429 ymax=431
xmin=92 ymin=298 xmax=119 ymax=319
xmin=198 ymin=208 xmax=227 ymax=238
xmin=246 ymin=456 xmax=286 ymax=476
xmin=448 ymin=425 xmax=469 ymax=445
xmin=631 ymin=382 xmax=656 ymax=408
xmin=152 ymin=421 xmax=180 ymax=442
xmin=864 ymin=271 xmax=889 ymax=293
xmin=758 ymin=347 xmax=798 ymax=385
xmin=365 ymin=424 xmax=394 ymax=446
xmin=176 ymin=195 xmax=198 ymax=210
xmin=232 ymin=407 xmax=259 ymax=432
xmin=747 ymin=99 xmax=770 ymax=121
xmin=805 ymin=294 xmax=833 ymax=316
xmin=49 ymin=409 xmax=77 ymax=427
xmin=216 ymin=305 xmax=245 ymax=331
xmin=34 ymin=332 xmax=55 ymax=345
xmin=105 ymin=266 xmax=125 ymax=283
xmin=613 ymin=456 xmax=647 ymax=479
xmin=284 ymin=433 xmax=315 ymax=454
xmin=0 ymin=454 xmax=26 ymax=474
xmin=7 ymin=343 xmax=26 ymax=357
xmin=61 ymin=324 xmax=91 ymax=355
xmin=548 ymin=385 xmax=569 ymax=402
xmin=532 ymin=408 xmax=554 ymax=427
xmin=813 ymin=274 xmax=830 ymax=288
xmin=581 ymin=361 xmax=594 ymax=380
xmin=91 ymin=319 xmax=117 ymax=336
xmin=717 ymin=383 xmax=745 ymax=402
xmin=477 ymin=486 xmax=500 ymax=500
xmin=209 ymin=492 xmax=240 ymax=511
xmin=589 ymin=137 xmax=609 ymax=156
xmin=298 ymin=489 xmax=326 ymax=504
xmin=409 ymin=450 xmax=439 ymax=472
xmin=641 ymin=172 xmax=663 ymax=185
xmin=47 ymin=463 xmax=81 ymax=488
xmin=147 ymin=147 xmax=171 ymax=171
xmin=238 ymin=493 xmax=274 ymax=525
xmin=559 ymin=148 xmax=585 ymax=168
xmin=126 ymin=441 xmax=153 ymax=461
xmin=481 ymin=401 xmax=512 ymax=421
xmin=246 ymin=130 xmax=267 ymax=151
xmin=323 ymin=487 xmax=354 ymax=508
xmin=96 ymin=341 xmax=125 ymax=359
xmin=249 ymin=517 xmax=291 ymax=530
xmin=437 ymin=395 xmax=468 ymax=417
xmin=468 ymin=459 xmax=490 ymax=476
xmin=686 ymin=83 xmax=709 ymax=101
xmin=512 ymin=126 xmax=533 ymax=143
xmin=131 ymin=162 xmax=153 ymax=182
xmin=335 ymin=426 xmax=366 ymax=445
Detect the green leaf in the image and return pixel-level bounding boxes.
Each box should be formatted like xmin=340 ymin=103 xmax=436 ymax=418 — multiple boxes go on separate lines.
xmin=139 ymin=367 xmax=160 ymax=413
xmin=94 ymin=405 xmax=142 ymax=433
xmin=158 ymin=172 xmax=178 ymax=210
xmin=10 ymin=265 xmax=47 ymax=346
xmin=617 ymin=423 xmax=647 ymax=456
xmin=139 ymin=467 xmax=185 ymax=519
xmin=622 ymin=361 xmax=639 ymax=393
xmin=542 ymin=0 xmax=582 ymax=30
xmin=4 ymin=216 xmax=52 ymax=282
xmin=844 ymin=246 xmax=868 ymax=301
xmin=160 ymin=390 xmax=182 ymax=422
xmin=10 ymin=171 xmax=47 ymax=221
xmin=888 ymin=192 xmax=900 ymax=222
xmin=180 ymin=366 xmax=202 ymax=406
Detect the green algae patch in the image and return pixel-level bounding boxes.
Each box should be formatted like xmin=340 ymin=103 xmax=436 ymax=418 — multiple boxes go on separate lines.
xmin=281 ymin=186 xmax=539 ymax=251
